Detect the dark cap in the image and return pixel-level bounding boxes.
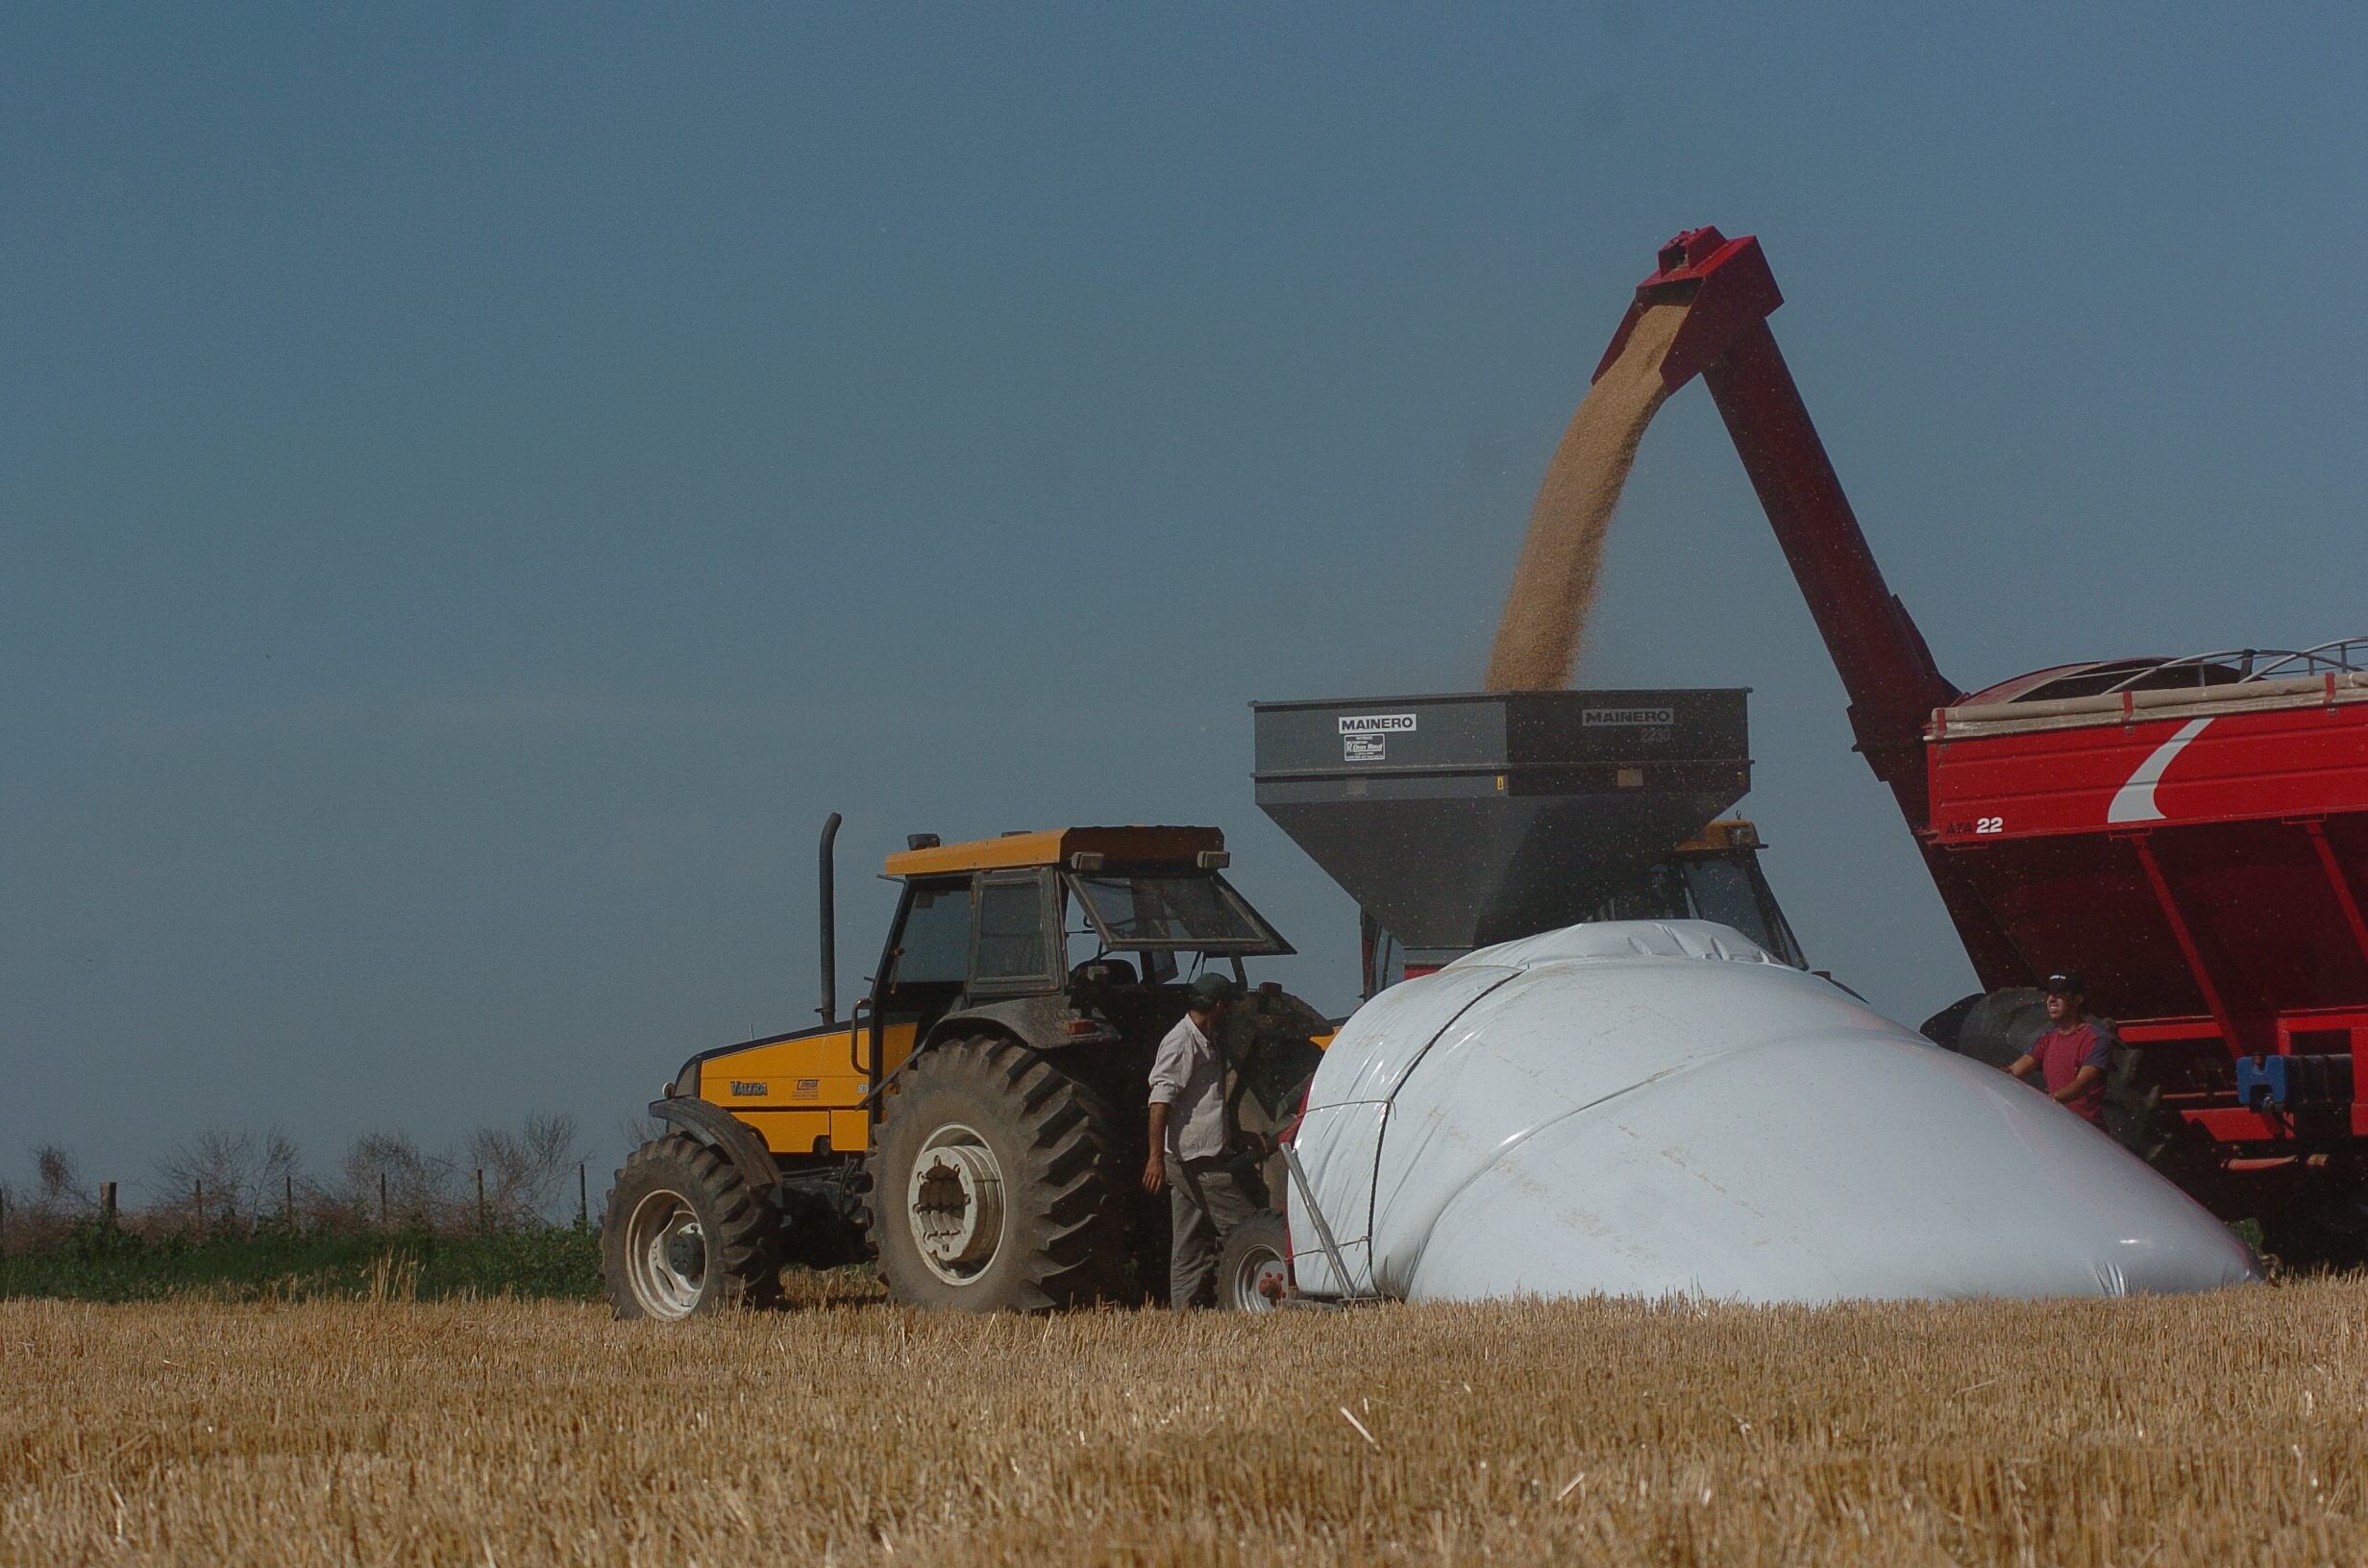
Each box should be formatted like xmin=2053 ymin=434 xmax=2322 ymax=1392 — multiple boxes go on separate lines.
xmin=1188 ymin=971 xmax=1242 ymax=1008
xmin=2044 ymin=969 xmax=2086 ymax=995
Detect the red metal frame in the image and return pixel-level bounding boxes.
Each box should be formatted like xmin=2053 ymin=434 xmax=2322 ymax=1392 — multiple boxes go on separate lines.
xmin=2127 ymin=833 xmax=2247 ymax=1053
xmin=1606 ymin=228 xmax=2368 ymax=1199
xmin=1923 ymin=692 xmax=2368 ymax=1139
xmin=2306 ymin=820 xmax=2368 ymax=967
xmin=1604 ymin=229 xmax=2026 ymax=986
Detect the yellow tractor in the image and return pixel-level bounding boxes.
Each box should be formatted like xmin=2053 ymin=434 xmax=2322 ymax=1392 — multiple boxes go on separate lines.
xmin=602 ymin=817 xmax=1328 ymax=1316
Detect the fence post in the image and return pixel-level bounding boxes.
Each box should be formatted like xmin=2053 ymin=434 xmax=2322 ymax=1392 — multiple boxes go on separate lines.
xmin=1 ymin=1188 xmax=8 ymax=1248
xmin=100 ymin=1182 xmax=118 ymax=1229
xmin=284 ymin=1172 xmax=294 ymax=1226
xmin=194 ymin=1178 xmax=206 ymax=1241
xmin=578 ymin=1163 xmax=589 ymax=1232
xmin=379 ymin=1171 xmax=389 ymax=1228
xmin=476 ymin=1167 xmax=487 ymax=1234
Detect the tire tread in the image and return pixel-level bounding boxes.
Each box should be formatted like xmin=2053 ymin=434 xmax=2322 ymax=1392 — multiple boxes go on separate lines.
xmin=866 ymin=1036 xmax=1130 ymax=1311
xmin=599 ymin=1132 xmax=785 ymax=1319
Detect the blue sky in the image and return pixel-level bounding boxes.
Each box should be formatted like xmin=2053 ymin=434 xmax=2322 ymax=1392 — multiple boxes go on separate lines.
xmin=5 ymin=4 xmax=2361 ymax=1198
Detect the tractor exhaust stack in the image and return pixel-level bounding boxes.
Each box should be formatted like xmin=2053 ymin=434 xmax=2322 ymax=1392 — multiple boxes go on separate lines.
xmin=817 ymin=811 xmax=842 ymax=1023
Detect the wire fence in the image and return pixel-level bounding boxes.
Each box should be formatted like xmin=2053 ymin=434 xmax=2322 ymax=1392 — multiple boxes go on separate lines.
xmin=0 ymin=1137 xmax=600 ymax=1259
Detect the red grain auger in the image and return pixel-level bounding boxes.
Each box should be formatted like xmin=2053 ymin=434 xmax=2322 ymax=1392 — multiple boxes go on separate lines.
xmin=1616 ymin=228 xmax=2368 ymax=1257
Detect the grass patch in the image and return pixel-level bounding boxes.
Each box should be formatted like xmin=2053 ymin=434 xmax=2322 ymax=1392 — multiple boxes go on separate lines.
xmin=0 ymin=1220 xmax=601 ymax=1303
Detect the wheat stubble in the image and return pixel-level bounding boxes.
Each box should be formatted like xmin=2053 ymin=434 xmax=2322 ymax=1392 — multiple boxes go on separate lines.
xmin=5 ymin=1283 xmax=2363 ymax=1566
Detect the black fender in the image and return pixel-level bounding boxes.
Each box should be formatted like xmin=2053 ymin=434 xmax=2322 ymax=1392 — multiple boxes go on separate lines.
xmin=924 ymin=994 xmax=1121 ymax=1056
xmin=872 ymin=998 xmax=1145 ymax=1118
xmin=865 ymin=1007 xmax=1039 ymax=1106
xmin=647 ymin=1097 xmax=783 ymax=1200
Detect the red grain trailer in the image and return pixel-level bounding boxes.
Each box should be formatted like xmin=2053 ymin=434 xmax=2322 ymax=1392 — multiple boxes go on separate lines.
xmin=1604 ymin=228 xmax=2368 ymax=1257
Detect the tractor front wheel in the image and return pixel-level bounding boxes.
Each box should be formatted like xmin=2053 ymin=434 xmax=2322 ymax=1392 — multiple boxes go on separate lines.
xmin=601 ymin=1134 xmax=785 ymax=1320
xmin=867 ymin=1036 xmax=1126 ymax=1311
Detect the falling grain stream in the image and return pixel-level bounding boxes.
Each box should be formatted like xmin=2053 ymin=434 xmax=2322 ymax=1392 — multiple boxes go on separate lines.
xmin=1484 ymin=302 xmax=1688 ymax=692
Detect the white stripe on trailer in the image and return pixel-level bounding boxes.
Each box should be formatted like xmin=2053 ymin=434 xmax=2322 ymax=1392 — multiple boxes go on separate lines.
xmin=2106 ymin=717 xmax=2213 ymax=824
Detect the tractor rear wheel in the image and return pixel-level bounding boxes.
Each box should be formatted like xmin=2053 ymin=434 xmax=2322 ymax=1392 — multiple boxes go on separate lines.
xmin=1929 ymin=988 xmax=2189 ymax=1172
xmin=2096 ymin=1037 xmax=2187 ymax=1170
xmin=602 ymin=1134 xmax=784 ymax=1320
xmin=1923 ymin=987 xmax=2046 ymax=1070
xmin=867 ymin=1036 xmax=1127 ymax=1311
xmin=1215 ymin=1210 xmax=1291 ymax=1311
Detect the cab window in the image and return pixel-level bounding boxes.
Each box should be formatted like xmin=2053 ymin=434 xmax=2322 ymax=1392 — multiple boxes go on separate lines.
xmin=887 ymin=878 xmax=973 ymax=990
xmin=974 ymin=874 xmax=1053 ymax=986
xmin=1065 ymin=871 xmax=1287 ymax=952
xmin=1677 ymin=856 xmax=1807 ymax=968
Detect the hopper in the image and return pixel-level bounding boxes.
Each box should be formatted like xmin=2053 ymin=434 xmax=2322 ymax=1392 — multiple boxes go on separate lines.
xmin=1251 ymin=689 xmax=1749 ymax=959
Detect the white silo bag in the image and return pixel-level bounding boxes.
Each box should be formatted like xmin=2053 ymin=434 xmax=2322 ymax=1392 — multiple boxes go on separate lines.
xmin=1286 ymin=920 xmax=2257 ymax=1304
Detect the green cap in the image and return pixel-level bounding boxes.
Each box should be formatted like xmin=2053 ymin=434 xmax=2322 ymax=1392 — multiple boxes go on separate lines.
xmin=1188 ymin=972 xmax=1242 ymax=1008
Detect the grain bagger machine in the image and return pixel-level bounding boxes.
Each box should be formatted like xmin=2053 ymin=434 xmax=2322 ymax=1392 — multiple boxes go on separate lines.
xmin=1230 ymin=684 xmax=1814 ymax=1311
xmin=1251 ymin=688 xmax=1806 ymax=987
xmin=1572 ymin=228 xmax=2368 ymax=1251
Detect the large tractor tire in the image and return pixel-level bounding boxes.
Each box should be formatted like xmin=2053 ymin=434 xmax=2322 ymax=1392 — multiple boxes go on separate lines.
xmin=1922 ymin=987 xmax=2047 ymax=1070
xmin=2095 ymin=1038 xmax=2187 ymax=1170
xmin=1928 ymin=988 xmax=2188 ymax=1172
xmin=602 ymin=1133 xmax=785 ymax=1320
xmin=1215 ymin=1210 xmax=1291 ymax=1312
xmin=867 ymin=1036 xmax=1129 ymax=1311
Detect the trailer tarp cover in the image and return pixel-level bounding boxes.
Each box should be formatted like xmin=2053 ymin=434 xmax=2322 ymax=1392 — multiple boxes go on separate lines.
xmin=1287 ymin=921 xmax=2258 ymax=1304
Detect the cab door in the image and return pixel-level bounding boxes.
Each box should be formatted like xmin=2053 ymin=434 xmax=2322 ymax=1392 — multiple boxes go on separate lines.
xmin=970 ymin=870 xmax=1062 ymax=995
xmin=871 ymin=874 xmax=974 ymax=1093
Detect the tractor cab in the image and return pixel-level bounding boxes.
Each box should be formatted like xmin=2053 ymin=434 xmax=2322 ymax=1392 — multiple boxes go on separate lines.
xmin=1359 ymin=819 xmax=1805 ymax=990
xmin=873 ymin=826 xmax=1294 ymax=1062
xmin=1575 ymin=819 xmax=1804 ymax=967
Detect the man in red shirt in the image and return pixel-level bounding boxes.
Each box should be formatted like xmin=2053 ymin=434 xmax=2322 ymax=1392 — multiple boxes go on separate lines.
xmin=2007 ymin=970 xmax=2113 ymax=1125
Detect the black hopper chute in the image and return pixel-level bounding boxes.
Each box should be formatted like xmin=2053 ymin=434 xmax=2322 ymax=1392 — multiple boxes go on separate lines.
xmin=1252 ymin=690 xmax=1752 ymax=964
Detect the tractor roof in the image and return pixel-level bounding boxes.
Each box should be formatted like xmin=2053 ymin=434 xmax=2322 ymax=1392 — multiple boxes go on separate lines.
xmin=882 ymin=825 xmax=1225 ymax=879
xmin=1671 ymin=819 xmax=1764 ymax=854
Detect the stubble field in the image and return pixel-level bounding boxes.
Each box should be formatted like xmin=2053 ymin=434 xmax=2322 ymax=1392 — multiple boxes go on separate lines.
xmin=5 ymin=1273 xmax=2366 ymax=1567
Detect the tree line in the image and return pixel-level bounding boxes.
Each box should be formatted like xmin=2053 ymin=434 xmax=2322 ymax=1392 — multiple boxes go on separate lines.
xmin=0 ymin=1115 xmax=585 ymax=1251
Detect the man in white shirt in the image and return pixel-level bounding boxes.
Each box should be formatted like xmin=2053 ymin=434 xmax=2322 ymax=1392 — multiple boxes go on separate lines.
xmin=1143 ymin=970 xmax=1262 ymax=1308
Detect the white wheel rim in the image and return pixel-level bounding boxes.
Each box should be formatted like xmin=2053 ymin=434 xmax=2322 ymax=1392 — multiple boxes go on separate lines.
xmin=907 ymin=1122 xmax=1006 ymax=1285
xmin=625 ymin=1188 xmax=706 ymax=1319
xmin=1227 ymin=1242 xmax=1288 ymax=1311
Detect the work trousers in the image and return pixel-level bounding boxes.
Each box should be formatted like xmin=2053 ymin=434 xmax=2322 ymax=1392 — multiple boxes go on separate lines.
xmin=1167 ymin=1154 xmax=1261 ymax=1310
